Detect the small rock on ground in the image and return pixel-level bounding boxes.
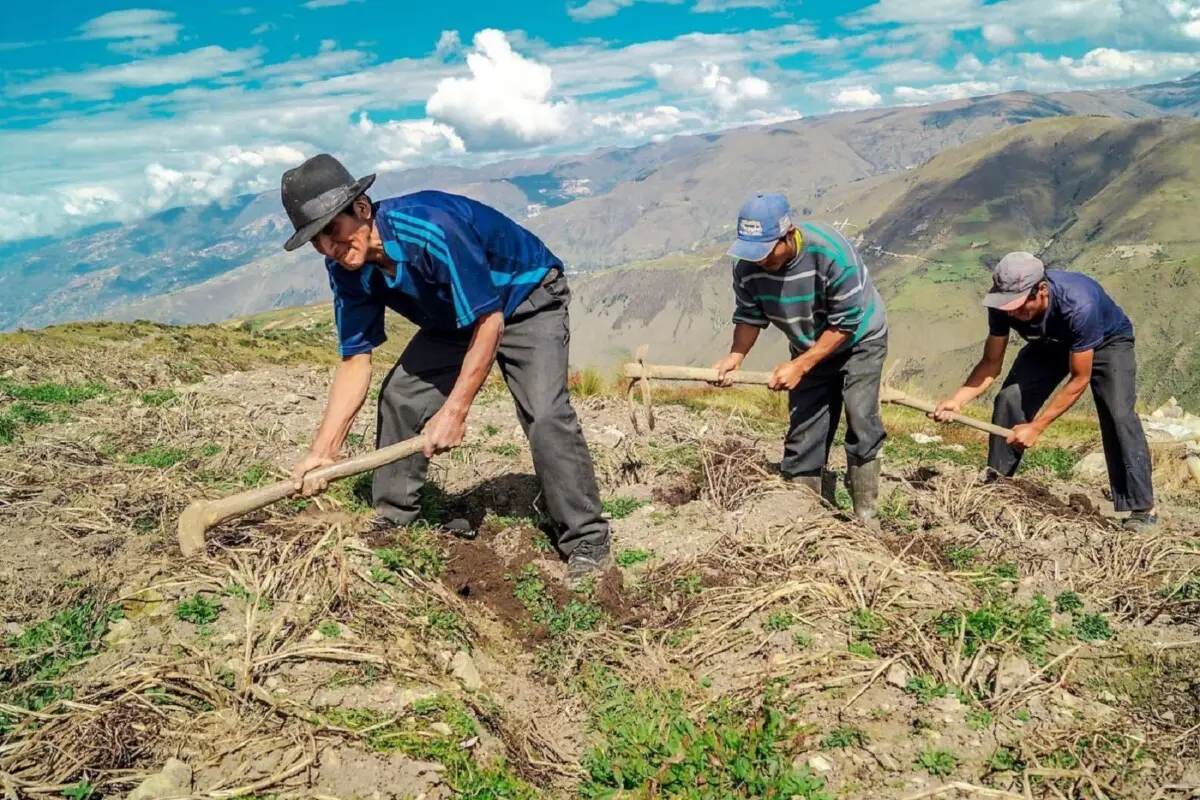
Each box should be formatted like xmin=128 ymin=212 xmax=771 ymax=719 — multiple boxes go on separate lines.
xmin=451 ymin=651 xmax=483 ymax=691
xmin=127 ymin=758 xmax=192 ymax=800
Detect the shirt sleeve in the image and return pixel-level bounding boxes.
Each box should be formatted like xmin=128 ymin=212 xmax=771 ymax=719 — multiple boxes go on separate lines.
xmin=1067 ymin=302 xmax=1103 ymax=352
xmin=383 ymin=206 xmax=500 ymax=328
xmin=732 ymin=269 xmax=768 ymax=328
xmin=987 ymin=309 xmax=1011 ymax=338
xmin=328 ymin=261 xmax=386 ymax=357
xmin=819 ymin=247 xmax=867 ymax=333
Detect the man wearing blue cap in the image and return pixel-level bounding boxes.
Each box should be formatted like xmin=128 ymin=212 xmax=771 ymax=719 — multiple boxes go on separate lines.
xmin=933 ymin=252 xmax=1157 ymax=531
xmin=713 ymin=192 xmax=889 ymax=521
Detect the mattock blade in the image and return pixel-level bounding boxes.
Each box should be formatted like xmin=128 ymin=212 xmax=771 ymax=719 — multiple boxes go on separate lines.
xmin=627 ymin=344 xmax=655 ymax=434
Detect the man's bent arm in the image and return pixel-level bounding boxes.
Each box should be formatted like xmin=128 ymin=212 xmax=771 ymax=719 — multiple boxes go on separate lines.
xmin=730 ymin=322 xmax=761 ymax=358
xmin=444 ymin=310 xmax=504 ymax=419
xmin=310 ymin=352 xmax=374 ymax=458
xmin=1030 ymin=349 xmax=1093 ymax=432
xmin=795 ymin=329 xmax=851 ymax=371
xmin=948 ymin=335 xmax=1008 ymax=407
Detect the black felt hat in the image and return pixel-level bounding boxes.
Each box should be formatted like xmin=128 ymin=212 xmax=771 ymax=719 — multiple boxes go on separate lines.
xmin=280 ymin=153 xmax=376 ymax=251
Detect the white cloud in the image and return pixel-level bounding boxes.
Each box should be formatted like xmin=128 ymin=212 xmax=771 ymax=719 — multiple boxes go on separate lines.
xmin=77 ymin=9 xmax=182 ymax=55
xmin=568 ymin=0 xmax=637 ymax=20
xmin=982 ymin=23 xmax=1019 ymax=46
xmin=832 ymin=86 xmax=884 ymax=107
xmin=692 ymin=0 xmax=777 ymax=11
xmin=353 ymin=114 xmax=466 ymax=170
xmin=302 ymin=0 xmax=363 ymax=7
xmin=1028 ymin=46 xmax=1200 ymax=80
xmin=435 ymin=30 xmax=462 ymax=58
xmin=651 ymin=61 xmax=773 ymax=112
xmin=251 ymin=23 xmax=275 ymax=35
xmin=592 ymin=105 xmax=690 ymax=137
xmin=426 ymin=29 xmax=576 ymax=150
xmin=7 ymin=46 xmax=263 ymax=100
xmin=319 ymin=39 xmax=338 ymax=53
xmin=60 ymin=186 xmax=123 ymax=217
xmin=893 ymin=80 xmax=1006 ymax=103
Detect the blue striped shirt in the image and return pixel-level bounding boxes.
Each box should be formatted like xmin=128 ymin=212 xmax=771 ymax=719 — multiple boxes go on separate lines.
xmin=731 ymin=221 xmax=887 ymax=353
xmin=327 ymin=191 xmax=562 ymax=356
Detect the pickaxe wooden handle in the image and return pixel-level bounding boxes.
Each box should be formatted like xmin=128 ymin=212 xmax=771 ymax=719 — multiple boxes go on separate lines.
xmin=178 ymin=434 xmax=427 ymax=557
xmin=879 ymin=387 xmax=1014 ymax=439
xmin=621 ymin=350 xmax=1014 ymax=440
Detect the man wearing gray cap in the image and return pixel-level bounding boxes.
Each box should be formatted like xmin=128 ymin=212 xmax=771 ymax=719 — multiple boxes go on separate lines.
xmin=934 ymin=252 xmax=1156 ymax=530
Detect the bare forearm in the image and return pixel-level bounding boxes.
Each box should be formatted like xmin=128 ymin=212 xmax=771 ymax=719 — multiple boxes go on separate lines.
xmin=445 ymin=312 xmax=503 ymax=416
xmin=1032 ymin=378 xmax=1088 ymax=431
xmin=730 ymin=323 xmax=761 ymax=357
xmin=796 ymin=329 xmax=851 ymax=370
xmin=951 ymin=359 xmax=1002 ymax=406
xmin=311 ymin=353 xmax=373 ymax=458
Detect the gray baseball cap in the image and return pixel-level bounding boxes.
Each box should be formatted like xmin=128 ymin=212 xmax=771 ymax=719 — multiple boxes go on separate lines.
xmin=983 ymin=252 xmax=1046 ymax=311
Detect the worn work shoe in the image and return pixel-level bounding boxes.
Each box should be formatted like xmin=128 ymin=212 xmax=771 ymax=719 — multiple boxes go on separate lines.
xmin=846 ymin=460 xmax=881 ymax=524
xmin=567 ymin=542 xmax=612 ymax=591
xmin=1122 ymin=510 xmax=1160 ymax=533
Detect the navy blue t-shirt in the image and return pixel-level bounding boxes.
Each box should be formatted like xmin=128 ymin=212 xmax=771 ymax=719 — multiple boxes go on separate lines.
xmin=328 ymin=191 xmax=563 ymax=357
xmin=988 ymin=269 xmax=1133 ymax=353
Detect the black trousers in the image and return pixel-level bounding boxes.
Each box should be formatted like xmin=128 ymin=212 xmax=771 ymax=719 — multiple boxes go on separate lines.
xmin=989 ymin=336 xmax=1154 ymax=512
xmin=781 ymin=335 xmax=888 ymax=477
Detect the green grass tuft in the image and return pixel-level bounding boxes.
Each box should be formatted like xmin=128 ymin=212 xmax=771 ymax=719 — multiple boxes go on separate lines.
xmin=915 ymin=748 xmax=958 ymax=777
xmin=126 ymin=445 xmax=190 ymax=468
xmin=603 ymin=496 xmax=649 ymax=519
xmin=375 ymin=527 xmax=446 ymax=581
xmin=140 ymin=389 xmax=178 ymax=407
xmin=174 ymin=593 xmax=222 ymax=625
xmin=580 ymin=668 xmax=833 ymax=799
xmin=1055 ymin=591 xmax=1085 ymax=613
xmin=616 ymin=548 xmax=653 ymax=567
xmin=904 ymin=675 xmax=950 ymax=703
xmin=822 ymin=725 xmax=867 ymax=750
xmin=1072 ymin=611 xmax=1113 ymax=642
xmin=764 ymin=611 xmax=796 ymax=632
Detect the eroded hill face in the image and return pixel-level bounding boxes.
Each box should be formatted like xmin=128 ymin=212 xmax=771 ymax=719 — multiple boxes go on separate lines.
xmin=1 ymin=322 xmax=1198 ymax=799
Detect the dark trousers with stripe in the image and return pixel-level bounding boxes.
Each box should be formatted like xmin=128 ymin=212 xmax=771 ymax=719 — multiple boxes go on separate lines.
xmin=371 ymin=270 xmax=610 ymax=555
xmin=781 ymin=335 xmax=888 ymax=477
xmin=988 ymin=336 xmax=1154 ymax=512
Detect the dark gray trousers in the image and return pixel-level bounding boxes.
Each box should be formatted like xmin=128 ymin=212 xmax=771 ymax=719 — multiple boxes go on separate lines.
xmin=781 ymin=335 xmax=888 ymax=477
xmin=371 ymin=270 xmax=610 ymax=556
xmin=988 ymin=336 xmax=1154 ymax=512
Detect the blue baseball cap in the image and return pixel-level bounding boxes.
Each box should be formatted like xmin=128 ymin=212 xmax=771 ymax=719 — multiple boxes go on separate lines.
xmin=728 ymin=192 xmax=792 ymax=262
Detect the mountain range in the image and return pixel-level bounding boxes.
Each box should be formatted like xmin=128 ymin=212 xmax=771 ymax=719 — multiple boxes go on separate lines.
xmin=4 ymin=71 xmax=1199 ymax=333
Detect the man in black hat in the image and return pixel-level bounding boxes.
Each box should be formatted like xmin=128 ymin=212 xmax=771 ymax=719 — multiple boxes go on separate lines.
xmin=933 ymin=252 xmax=1157 ymax=530
xmin=280 ymin=153 xmax=611 ymax=587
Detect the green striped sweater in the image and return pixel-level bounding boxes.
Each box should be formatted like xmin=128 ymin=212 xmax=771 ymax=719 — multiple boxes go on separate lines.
xmin=731 ymin=220 xmax=888 ymax=352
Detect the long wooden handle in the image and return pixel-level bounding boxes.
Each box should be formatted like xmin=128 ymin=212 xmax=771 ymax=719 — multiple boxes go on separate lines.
xmin=179 ymin=435 xmax=427 ymax=556
xmin=622 ymin=363 xmax=775 ymax=385
xmin=880 ymin=391 xmax=1014 ymax=438
xmin=621 ymin=360 xmax=1014 ymax=439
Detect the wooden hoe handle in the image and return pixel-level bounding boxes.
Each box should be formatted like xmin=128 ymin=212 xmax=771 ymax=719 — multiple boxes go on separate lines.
xmin=878 ymin=388 xmax=1014 ymax=438
xmin=620 ymin=358 xmax=1015 ymax=440
xmin=178 ymin=435 xmax=427 ymax=557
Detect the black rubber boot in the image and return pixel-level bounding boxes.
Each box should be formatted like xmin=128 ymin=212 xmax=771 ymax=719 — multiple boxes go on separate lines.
xmin=847 ymin=460 xmax=880 ymax=525
xmin=820 ymin=469 xmax=838 ymax=507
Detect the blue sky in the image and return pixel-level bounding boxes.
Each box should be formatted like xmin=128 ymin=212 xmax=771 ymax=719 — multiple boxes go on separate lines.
xmin=1 ymin=0 xmax=1199 ymax=241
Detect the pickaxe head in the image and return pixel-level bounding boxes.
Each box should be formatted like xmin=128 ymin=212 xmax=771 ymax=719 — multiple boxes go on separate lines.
xmin=626 ymin=344 xmax=655 ymax=433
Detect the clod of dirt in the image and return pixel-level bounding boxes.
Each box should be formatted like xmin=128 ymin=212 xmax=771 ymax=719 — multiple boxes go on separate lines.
xmin=443 ymin=539 xmax=537 ymax=635
xmin=593 ymin=567 xmax=648 ymax=626
xmin=652 ymin=475 xmax=701 ymax=507
xmin=127 ymin=758 xmax=192 ymax=800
